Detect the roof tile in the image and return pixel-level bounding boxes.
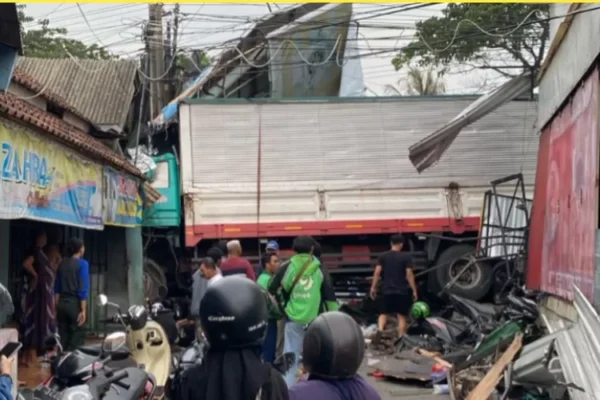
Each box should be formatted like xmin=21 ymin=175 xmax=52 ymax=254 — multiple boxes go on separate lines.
xmin=11 ymin=68 xmax=91 ymax=123
xmin=0 ymin=89 xmax=144 ymax=179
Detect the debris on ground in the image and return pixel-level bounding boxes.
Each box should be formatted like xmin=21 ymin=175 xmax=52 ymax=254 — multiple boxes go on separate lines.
xmin=348 ymin=287 xmax=571 ymax=399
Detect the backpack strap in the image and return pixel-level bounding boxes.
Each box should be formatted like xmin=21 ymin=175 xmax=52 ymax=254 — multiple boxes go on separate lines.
xmin=281 ymin=253 xmax=313 ymax=310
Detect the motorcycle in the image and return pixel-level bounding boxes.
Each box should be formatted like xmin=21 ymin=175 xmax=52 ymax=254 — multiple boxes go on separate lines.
xmin=96 ymin=294 xmax=172 ymax=395
xmin=58 ymin=331 xmax=156 ymax=400
xmin=40 ymin=334 xmax=134 ymax=390
xmin=397 ymin=289 xmax=541 ymax=356
xmin=24 ymin=332 xmax=155 ymax=400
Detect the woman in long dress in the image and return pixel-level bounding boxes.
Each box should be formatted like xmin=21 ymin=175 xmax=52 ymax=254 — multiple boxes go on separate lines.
xmin=20 ymin=231 xmax=56 ymax=366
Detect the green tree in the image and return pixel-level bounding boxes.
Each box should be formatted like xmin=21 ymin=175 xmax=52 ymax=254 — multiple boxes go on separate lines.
xmin=392 ymin=4 xmax=550 ymax=77
xmin=18 ymin=5 xmax=113 ymax=60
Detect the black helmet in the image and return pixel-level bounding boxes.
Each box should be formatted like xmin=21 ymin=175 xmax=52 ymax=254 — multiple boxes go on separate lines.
xmin=199 ymin=276 xmax=268 ymax=350
xmin=302 ymin=311 xmax=364 ymax=379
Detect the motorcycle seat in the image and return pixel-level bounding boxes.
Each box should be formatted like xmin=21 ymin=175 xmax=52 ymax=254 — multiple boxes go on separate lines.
xmin=78 ymin=342 xmax=131 ymax=359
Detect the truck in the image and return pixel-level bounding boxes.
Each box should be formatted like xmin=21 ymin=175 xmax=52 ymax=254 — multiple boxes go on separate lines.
xmin=142 ymin=96 xmax=538 ymax=302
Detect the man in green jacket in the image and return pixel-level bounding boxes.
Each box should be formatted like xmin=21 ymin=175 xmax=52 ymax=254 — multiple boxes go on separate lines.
xmin=268 ymin=236 xmax=339 ymax=387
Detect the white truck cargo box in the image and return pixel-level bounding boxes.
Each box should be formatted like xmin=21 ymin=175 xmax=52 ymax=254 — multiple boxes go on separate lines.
xmin=178 ymin=97 xmax=537 ymax=239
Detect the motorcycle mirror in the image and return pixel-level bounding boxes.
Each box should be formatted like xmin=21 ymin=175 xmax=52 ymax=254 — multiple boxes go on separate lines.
xmin=98 ymin=294 xmax=108 ymax=307
xmin=102 ymin=331 xmax=126 ymax=353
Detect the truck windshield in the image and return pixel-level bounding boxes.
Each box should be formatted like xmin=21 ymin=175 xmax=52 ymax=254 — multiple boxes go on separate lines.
xmin=152 ymin=162 xmax=170 ymax=189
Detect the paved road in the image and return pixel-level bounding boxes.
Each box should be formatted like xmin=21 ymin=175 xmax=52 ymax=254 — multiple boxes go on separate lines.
xmin=359 ymin=351 xmax=450 ymax=400
xmin=364 ymin=374 xmax=447 ymax=400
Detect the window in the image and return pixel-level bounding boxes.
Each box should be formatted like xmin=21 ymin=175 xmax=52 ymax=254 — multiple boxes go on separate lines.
xmin=152 ymin=162 xmax=170 ymax=189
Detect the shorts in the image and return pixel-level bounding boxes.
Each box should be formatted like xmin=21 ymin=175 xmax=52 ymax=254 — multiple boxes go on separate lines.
xmin=383 ymin=293 xmax=411 ymax=316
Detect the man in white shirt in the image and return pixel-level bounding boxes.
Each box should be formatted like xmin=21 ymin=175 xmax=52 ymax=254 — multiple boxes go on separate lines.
xmin=200 ymin=257 xmax=223 ymax=287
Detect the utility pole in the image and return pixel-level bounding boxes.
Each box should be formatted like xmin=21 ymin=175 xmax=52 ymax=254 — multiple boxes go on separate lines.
xmin=172 ymin=4 xmax=180 ymax=99
xmin=147 ymin=3 xmax=166 ymax=118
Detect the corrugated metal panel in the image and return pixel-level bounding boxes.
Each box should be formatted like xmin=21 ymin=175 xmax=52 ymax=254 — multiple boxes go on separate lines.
xmin=16 ymin=57 xmax=137 ymax=127
xmin=480 ymin=194 xmax=532 ymax=258
xmin=407 ymin=72 xmax=534 ymax=172
xmin=530 ymin=70 xmax=598 ymax=302
xmin=542 ymin=286 xmax=600 ymax=400
xmin=184 ymin=97 xmax=538 ymax=194
xmin=538 ymin=4 xmax=600 ymax=129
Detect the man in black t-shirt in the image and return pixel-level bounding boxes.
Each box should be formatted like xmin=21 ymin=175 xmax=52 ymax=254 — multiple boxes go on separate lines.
xmin=369 ymin=234 xmax=418 ymax=337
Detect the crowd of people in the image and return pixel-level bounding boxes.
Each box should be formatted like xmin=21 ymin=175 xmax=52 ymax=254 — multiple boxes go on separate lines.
xmin=182 ymin=276 xmax=382 ymax=400
xmin=186 ymin=233 xmax=419 ymax=399
xmin=7 ymin=230 xmax=417 ymax=400
xmin=189 ymin=236 xmax=341 ymax=387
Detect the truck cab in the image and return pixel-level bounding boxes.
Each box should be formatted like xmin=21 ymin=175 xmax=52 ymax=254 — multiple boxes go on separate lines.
xmin=143 ymin=153 xmax=181 ymax=228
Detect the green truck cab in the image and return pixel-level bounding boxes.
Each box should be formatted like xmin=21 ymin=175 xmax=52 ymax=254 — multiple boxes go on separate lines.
xmin=143 ymin=153 xmax=181 ymax=228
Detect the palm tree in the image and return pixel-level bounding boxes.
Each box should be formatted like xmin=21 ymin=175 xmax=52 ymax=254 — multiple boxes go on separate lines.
xmin=405 ymin=66 xmax=446 ymax=95
xmin=384 ymin=66 xmax=446 ymax=96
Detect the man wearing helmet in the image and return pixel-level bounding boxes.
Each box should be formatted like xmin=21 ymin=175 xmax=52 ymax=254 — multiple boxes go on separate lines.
xmin=289 ymin=311 xmax=381 ymax=400
xmin=178 ymin=277 xmax=289 ymax=400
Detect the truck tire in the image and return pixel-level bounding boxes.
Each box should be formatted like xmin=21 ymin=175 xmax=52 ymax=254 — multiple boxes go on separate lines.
xmin=144 ymin=258 xmax=168 ymax=301
xmin=434 ymin=244 xmax=492 ymax=301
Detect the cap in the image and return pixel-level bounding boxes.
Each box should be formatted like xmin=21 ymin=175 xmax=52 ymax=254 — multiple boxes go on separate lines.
xmin=265 ymin=240 xmax=279 ymax=251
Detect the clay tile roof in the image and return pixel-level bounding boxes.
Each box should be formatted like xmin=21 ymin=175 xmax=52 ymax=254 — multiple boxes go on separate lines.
xmin=11 ymin=68 xmax=92 ymax=124
xmin=0 ymin=89 xmax=144 ymax=179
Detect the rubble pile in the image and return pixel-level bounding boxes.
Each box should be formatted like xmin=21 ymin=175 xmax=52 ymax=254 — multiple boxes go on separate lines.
xmin=349 ymin=288 xmax=571 ymax=399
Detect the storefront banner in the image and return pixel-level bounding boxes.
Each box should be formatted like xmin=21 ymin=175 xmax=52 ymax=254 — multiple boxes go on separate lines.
xmin=103 ymin=167 xmax=143 ymax=227
xmin=0 ymin=124 xmax=103 ymax=229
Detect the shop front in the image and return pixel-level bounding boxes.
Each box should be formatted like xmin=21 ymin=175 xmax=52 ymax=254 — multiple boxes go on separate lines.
xmin=0 ymin=115 xmax=146 ymax=335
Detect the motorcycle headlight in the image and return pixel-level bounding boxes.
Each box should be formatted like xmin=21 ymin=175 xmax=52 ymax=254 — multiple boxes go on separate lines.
xmin=61 ymin=386 xmax=93 ymax=400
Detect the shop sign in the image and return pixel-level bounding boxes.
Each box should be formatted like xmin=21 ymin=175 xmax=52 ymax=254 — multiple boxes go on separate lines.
xmin=0 ymin=124 xmax=103 ymax=229
xmin=103 ymin=167 xmax=143 ymax=227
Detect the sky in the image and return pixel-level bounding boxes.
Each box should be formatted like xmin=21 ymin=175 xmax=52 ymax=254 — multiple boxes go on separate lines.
xmin=22 ymin=3 xmax=506 ymax=97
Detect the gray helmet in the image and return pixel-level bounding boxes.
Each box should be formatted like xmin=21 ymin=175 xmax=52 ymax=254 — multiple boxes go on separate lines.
xmin=302 ymin=311 xmax=365 ymax=379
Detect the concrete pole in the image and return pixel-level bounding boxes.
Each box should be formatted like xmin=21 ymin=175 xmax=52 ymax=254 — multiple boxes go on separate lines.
xmin=126 ymin=226 xmax=144 ymax=306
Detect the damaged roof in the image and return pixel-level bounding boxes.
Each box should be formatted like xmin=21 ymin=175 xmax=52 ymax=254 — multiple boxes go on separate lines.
xmin=153 ymin=3 xmax=345 ymax=125
xmin=408 ymin=72 xmax=534 ymax=173
xmin=0 ymin=88 xmax=144 ymax=179
xmin=16 ymin=57 xmax=138 ymax=128
xmin=12 ymin=68 xmax=91 ymax=124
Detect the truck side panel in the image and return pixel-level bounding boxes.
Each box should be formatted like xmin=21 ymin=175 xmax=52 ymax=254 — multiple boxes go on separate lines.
xmin=179 ymin=98 xmax=538 ymax=242
xmin=527 ymin=69 xmax=599 ymax=302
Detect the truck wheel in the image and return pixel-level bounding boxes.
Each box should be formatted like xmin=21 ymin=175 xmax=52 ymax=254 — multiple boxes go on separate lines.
xmin=144 ymin=258 xmax=168 ymax=301
xmin=434 ymin=245 xmax=492 ymax=301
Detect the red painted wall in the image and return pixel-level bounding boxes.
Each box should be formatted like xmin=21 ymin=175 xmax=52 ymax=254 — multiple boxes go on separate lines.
xmin=527 ymin=69 xmax=599 ymax=302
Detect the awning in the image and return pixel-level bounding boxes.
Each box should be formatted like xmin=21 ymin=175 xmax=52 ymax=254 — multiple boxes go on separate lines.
xmin=408 ymin=71 xmax=534 ymax=173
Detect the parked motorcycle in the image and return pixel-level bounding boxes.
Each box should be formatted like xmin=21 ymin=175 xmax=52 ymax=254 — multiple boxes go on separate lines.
xmin=40 ymin=333 xmax=134 ymax=390
xmin=58 ymin=331 xmax=157 ymax=400
xmin=96 ymin=294 xmax=172 ymax=395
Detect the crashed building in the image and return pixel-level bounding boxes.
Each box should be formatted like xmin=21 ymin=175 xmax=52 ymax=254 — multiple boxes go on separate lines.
xmin=408 ymin=4 xmax=600 ymax=399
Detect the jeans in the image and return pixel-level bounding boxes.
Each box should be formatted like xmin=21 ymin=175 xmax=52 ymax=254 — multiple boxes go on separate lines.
xmin=283 ymin=321 xmax=305 ymax=387
xmin=262 ymin=320 xmax=278 ymax=363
